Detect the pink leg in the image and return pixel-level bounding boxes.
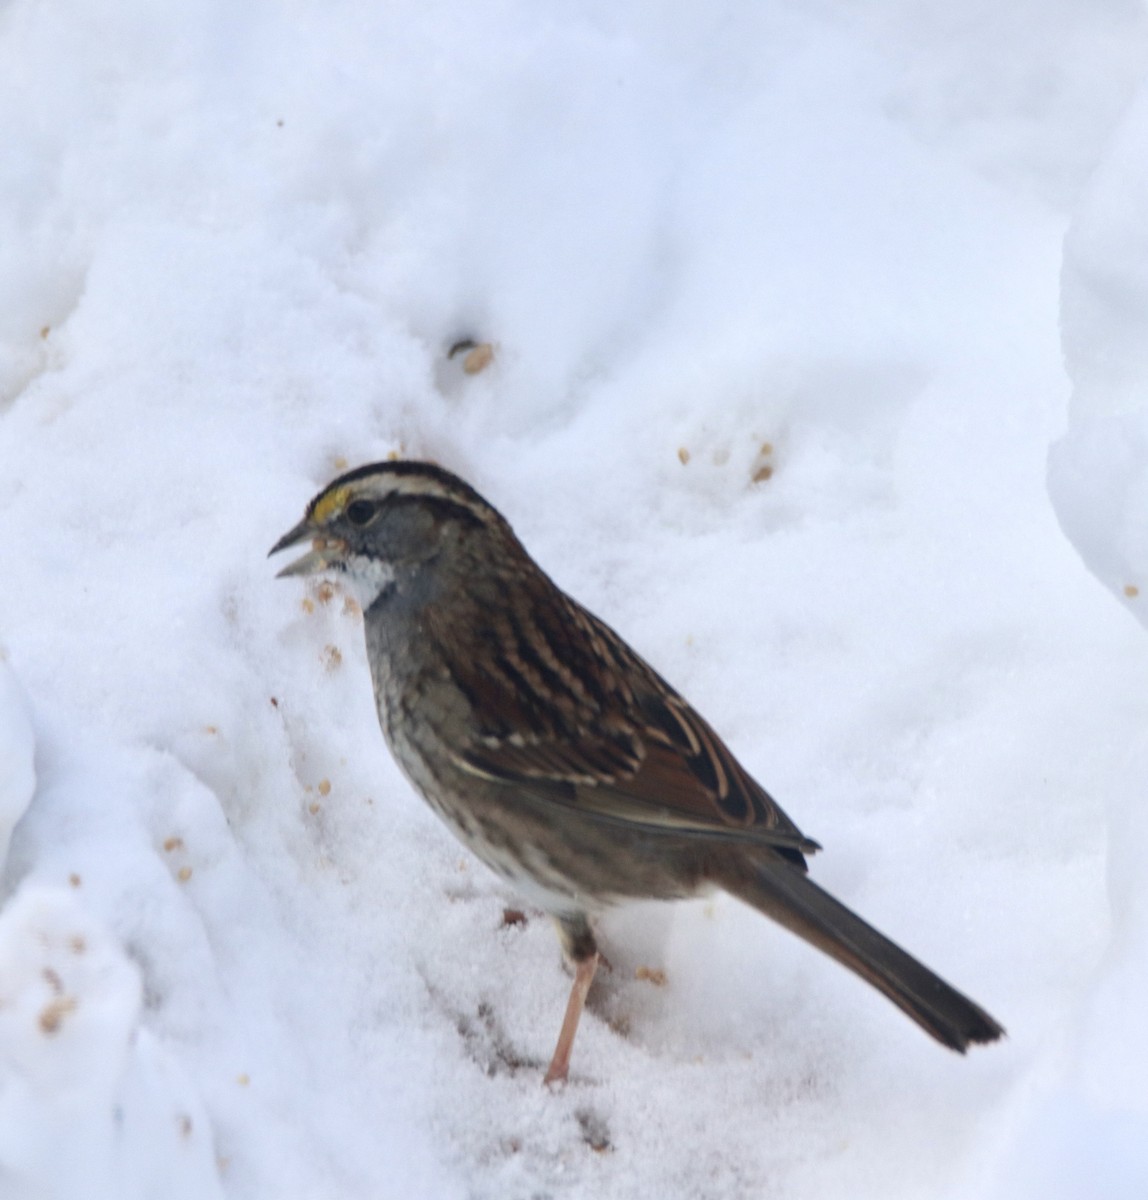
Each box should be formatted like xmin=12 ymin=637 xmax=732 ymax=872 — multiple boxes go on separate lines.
xmin=543 ymin=952 xmax=600 ymax=1086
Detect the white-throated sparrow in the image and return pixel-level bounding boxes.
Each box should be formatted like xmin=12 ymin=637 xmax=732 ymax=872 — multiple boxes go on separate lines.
xmin=272 ymin=460 xmax=1003 ymax=1083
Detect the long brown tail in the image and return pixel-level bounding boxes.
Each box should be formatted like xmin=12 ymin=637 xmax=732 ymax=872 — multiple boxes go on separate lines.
xmin=715 ymin=857 xmax=1004 ymax=1051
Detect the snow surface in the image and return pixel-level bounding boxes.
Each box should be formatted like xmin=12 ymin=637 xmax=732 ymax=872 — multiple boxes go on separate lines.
xmin=1 ymin=1 xmax=1147 ymax=1197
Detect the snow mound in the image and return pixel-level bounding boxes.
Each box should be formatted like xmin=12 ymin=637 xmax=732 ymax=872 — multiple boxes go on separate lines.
xmin=0 ymin=884 xmax=222 ymax=1200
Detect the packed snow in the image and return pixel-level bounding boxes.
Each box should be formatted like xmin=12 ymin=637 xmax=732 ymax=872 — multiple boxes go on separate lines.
xmin=1 ymin=1 xmax=1147 ymax=1197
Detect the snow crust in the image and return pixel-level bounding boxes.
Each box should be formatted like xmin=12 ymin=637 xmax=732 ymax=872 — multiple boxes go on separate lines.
xmin=1 ymin=0 xmax=1147 ymax=1196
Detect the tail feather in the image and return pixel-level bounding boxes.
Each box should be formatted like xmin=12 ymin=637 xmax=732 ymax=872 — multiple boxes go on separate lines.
xmin=715 ymin=857 xmax=1004 ymax=1051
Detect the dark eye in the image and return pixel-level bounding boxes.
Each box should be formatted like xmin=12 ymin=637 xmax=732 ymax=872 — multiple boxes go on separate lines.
xmin=345 ymin=499 xmax=378 ymax=527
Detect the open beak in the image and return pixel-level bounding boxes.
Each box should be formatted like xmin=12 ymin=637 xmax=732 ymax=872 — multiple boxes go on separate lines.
xmin=269 ymin=518 xmax=346 ymax=578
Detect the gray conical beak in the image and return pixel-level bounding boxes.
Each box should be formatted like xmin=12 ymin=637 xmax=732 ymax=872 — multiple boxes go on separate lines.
xmin=269 ymin=518 xmax=340 ymax=578
xmin=269 ymin=517 xmax=312 ymax=558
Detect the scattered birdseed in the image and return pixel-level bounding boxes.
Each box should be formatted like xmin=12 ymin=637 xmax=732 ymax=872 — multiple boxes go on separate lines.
xmin=39 ymin=996 xmax=77 ymax=1035
xmin=462 ymin=342 xmax=494 ymax=374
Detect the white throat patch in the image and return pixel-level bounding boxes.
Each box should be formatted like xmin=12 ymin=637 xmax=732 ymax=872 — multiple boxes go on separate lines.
xmin=342 ymin=554 xmax=397 ymax=611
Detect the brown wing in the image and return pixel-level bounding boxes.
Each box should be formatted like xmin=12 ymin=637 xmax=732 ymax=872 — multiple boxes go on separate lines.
xmin=444 ymin=581 xmax=820 ymax=858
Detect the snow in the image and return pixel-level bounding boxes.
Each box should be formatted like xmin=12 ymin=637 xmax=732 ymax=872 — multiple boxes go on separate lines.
xmin=0 ymin=884 xmax=223 ymax=1200
xmin=1 ymin=0 xmax=1147 ymax=1196
xmin=0 ymin=659 xmax=35 ymax=871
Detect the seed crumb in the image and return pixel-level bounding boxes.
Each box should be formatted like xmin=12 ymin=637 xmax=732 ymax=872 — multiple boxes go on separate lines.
xmin=163 ymin=837 xmax=184 ymax=853
xmin=635 ymin=966 xmax=667 ymax=986
xmin=178 ymin=866 xmax=193 ymax=882
xmin=462 ymin=342 xmax=494 ymax=374
xmin=678 ymin=446 xmax=690 ymax=465
xmin=1124 ymin=584 xmax=1140 ymax=598
xmin=39 ymin=996 xmax=77 ymax=1035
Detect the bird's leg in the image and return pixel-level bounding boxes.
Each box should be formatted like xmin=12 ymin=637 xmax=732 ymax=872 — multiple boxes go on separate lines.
xmin=544 ymin=915 xmax=599 ymax=1086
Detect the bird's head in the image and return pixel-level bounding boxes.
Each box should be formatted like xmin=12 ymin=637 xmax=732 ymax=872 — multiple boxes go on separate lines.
xmin=270 ymin=460 xmax=504 ymax=610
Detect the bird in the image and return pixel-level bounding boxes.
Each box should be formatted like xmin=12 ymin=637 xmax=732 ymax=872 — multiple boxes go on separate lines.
xmin=271 ymin=459 xmax=1004 ymax=1083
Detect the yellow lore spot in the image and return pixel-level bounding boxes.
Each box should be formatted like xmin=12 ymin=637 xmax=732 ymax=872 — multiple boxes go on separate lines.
xmin=310 ymin=484 xmax=352 ymax=525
